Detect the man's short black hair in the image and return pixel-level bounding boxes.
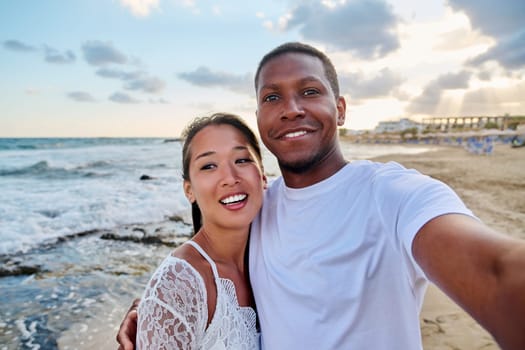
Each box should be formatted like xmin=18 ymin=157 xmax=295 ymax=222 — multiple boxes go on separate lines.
xmin=254 ymin=42 xmax=340 ymax=97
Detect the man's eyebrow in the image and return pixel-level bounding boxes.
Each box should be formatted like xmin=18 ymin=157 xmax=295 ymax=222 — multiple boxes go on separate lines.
xmin=259 ymin=76 xmax=322 ymax=91
xmin=299 ymin=76 xmax=323 ymax=84
xmin=258 ymin=82 xmax=279 ymax=92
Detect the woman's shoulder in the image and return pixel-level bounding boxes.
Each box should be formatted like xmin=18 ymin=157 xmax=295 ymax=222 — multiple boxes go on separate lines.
xmin=148 ymin=248 xmax=204 ymax=288
xmin=141 ymin=245 xmax=210 ymax=310
xmin=171 ymin=242 xmax=214 ymax=282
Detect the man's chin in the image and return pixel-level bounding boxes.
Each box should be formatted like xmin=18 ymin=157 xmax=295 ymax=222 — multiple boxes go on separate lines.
xmin=278 ymin=157 xmax=318 ymax=174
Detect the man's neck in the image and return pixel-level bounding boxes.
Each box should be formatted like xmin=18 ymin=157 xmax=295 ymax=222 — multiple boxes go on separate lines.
xmin=280 ymin=151 xmax=347 ymax=188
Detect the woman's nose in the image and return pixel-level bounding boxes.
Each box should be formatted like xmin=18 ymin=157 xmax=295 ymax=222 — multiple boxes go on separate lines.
xmin=220 ymin=164 xmax=240 ymax=186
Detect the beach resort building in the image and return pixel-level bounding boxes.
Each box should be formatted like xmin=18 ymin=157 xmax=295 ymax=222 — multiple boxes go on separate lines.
xmin=374 ymin=118 xmax=421 ymax=133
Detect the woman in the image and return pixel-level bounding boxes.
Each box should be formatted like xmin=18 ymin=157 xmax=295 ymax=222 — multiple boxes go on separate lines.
xmin=136 ymin=113 xmax=265 ymax=349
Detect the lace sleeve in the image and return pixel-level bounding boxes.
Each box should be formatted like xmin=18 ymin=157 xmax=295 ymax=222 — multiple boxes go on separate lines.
xmin=137 ymin=256 xmax=208 ymax=349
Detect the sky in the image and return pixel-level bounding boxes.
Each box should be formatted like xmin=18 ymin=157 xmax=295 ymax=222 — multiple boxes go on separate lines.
xmin=1 ymin=0 xmax=524 ymax=137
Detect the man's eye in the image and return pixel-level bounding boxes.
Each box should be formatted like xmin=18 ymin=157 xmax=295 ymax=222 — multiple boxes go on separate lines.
xmin=303 ymin=88 xmax=319 ymax=96
xmin=263 ymin=94 xmax=279 ymax=102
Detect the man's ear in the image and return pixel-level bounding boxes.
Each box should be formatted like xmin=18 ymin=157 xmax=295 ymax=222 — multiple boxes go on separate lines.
xmin=183 ymin=180 xmax=195 ymax=203
xmin=336 ymin=96 xmax=346 ymax=126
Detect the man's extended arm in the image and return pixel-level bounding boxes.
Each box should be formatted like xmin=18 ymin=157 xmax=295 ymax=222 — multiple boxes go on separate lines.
xmin=116 ymin=298 xmax=139 ymax=350
xmin=413 ymin=214 xmax=525 ymax=350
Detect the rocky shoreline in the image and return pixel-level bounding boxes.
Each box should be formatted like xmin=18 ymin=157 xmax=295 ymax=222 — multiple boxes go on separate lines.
xmin=0 ymin=216 xmax=193 ymax=350
xmin=0 ymin=216 xmax=191 ymax=277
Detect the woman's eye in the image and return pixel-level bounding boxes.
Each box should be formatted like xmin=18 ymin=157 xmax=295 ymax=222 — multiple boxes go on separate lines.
xmin=236 ymin=158 xmax=253 ymax=164
xmin=200 ymin=163 xmax=216 ymax=170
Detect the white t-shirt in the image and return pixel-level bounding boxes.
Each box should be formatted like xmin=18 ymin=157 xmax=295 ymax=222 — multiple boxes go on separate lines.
xmin=138 ymin=241 xmax=260 ymax=350
xmin=249 ymin=161 xmax=474 ymax=349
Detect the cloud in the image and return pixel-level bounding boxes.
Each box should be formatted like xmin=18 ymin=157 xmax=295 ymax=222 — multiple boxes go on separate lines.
xmin=119 ymin=0 xmax=159 ymax=17
xmin=177 ymin=66 xmax=252 ymax=94
xmin=447 ymin=0 xmax=525 ymax=69
xmin=96 ymin=68 xmax=142 ymax=80
xmin=461 ymin=80 xmax=525 ymax=114
xmin=3 ymin=40 xmax=76 ymax=65
xmin=339 ymin=68 xmax=403 ymax=100
xmin=434 ymin=27 xmax=484 ymax=51
xmin=82 ymin=41 xmax=127 ymax=66
xmin=432 ymin=70 xmax=471 ymax=90
xmin=67 ymin=91 xmax=96 ymax=102
xmin=468 ymin=31 xmax=525 ymax=70
xmin=109 ymin=92 xmax=140 ymax=104
xmin=407 ymin=70 xmax=472 ymax=114
xmin=96 ymin=68 xmax=166 ymax=93
xmin=124 ymin=76 xmax=166 ymax=93
xmin=3 ymin=40 xmax=37 ymax=52
xmin=447 ymin=0 xmax=524 ymax=38
xmin=44 ymin=46 xmax=76 ymax=64
xmin=281 ymin=0 xmax=400 ymax=59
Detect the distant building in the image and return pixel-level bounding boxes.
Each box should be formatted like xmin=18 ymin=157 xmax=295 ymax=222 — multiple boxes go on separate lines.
xmin=374 ymin=118 xmax=420 ymax=133
xmin=421 ymin=115 xmax=511 ymax=131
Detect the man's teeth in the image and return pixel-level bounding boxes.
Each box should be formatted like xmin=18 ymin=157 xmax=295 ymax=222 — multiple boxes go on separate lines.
xmin=220 ymin=194 xmax=247 ymax=204
xmin=284 ymin=130 xmax=307 ymax=138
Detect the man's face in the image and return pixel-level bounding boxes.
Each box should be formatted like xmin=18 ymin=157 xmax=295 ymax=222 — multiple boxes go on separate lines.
xmin=255 ymin=53 xmax=345 ymax=173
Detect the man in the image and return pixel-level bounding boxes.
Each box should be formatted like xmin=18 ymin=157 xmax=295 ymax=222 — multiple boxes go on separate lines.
xmin=118 ymin=42 xmax=525 ymax=349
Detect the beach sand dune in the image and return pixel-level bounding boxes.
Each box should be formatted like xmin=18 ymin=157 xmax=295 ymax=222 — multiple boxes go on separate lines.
xmin=372 ymin=143 xmax=525 ymax=350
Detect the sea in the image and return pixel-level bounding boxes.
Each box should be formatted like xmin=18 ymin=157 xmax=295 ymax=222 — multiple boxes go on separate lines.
xmin=0 ymin=137 xmax=191 ymax=256
xmin=0 ymin=137 xmax=434 ymax=349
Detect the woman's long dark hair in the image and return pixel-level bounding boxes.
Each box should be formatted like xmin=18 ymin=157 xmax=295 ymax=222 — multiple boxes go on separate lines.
xmin=181 ymin=113 xmax=262 ymax=234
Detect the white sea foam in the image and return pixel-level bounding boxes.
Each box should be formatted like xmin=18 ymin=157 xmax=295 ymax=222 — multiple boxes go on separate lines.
xmin=0 ymin=139 xmax=190 ymax=255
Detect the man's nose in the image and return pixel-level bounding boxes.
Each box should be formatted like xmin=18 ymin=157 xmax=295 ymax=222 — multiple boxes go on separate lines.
xmin=281 ymin=96 xmax=305 ymax=120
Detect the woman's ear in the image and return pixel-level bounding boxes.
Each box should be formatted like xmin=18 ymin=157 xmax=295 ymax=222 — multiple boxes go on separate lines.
xmin=263 ymin=174 xmax=268 ymax=190
xmin=183 ymin=180 xmax=195 ymax=203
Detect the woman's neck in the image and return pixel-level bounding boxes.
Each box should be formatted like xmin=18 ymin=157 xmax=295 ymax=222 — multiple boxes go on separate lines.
xmin=192 ymin=225 xmax=250 ymax=270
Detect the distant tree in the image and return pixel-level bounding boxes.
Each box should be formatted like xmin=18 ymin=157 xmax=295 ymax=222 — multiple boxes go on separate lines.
xmin=507 ymin=116 xmax=525 ymax=130
xmin=484 ymin=121 xmax=499 ymax=129
xmin=400 ymin=127 xmax=418 ymax=140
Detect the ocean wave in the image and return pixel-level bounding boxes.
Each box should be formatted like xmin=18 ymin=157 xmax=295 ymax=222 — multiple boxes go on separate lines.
xmin=0 ymin=160 xmax=113 ymax=179
xmin=0 ymin=137 xmax=167 ymax=151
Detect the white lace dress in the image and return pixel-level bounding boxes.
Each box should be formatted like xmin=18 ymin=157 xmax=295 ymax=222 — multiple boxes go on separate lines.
xmin=137 ymin=241 xmax=260 ymax=350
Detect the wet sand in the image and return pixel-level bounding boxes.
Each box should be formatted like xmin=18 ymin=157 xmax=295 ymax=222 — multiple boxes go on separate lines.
xmin=372 ymin=143 xmax=525 ymax=349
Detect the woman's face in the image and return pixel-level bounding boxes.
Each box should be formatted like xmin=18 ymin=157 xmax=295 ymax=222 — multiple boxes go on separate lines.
xmin=184 ymin=124 xmax=266 ymax=232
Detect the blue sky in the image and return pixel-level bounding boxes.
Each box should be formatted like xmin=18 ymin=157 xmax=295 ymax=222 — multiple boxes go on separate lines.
xmin=1 ymin=0 xmax=524 ymax=137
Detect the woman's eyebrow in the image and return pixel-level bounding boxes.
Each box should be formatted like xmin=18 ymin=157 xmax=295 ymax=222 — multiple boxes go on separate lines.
xmin=194 ymin=146 xmax=249 ymax=161
xmin=194 ymin=150 xmax=215 ymax=161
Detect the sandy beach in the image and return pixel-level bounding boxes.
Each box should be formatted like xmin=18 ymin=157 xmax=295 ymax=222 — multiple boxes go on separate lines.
xmin=371 ymin=142 xmax=525 ymax=349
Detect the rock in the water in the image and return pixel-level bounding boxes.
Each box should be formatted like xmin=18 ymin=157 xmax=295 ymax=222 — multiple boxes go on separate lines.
xmin=139 ymin=174 xmax=156 ymax=181
xmin=0 ymin=258 xmax=43 ymax=276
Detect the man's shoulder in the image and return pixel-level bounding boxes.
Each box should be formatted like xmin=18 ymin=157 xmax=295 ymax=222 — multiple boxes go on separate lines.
xmin=350 ymin=160 xmax=421 ymax=179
